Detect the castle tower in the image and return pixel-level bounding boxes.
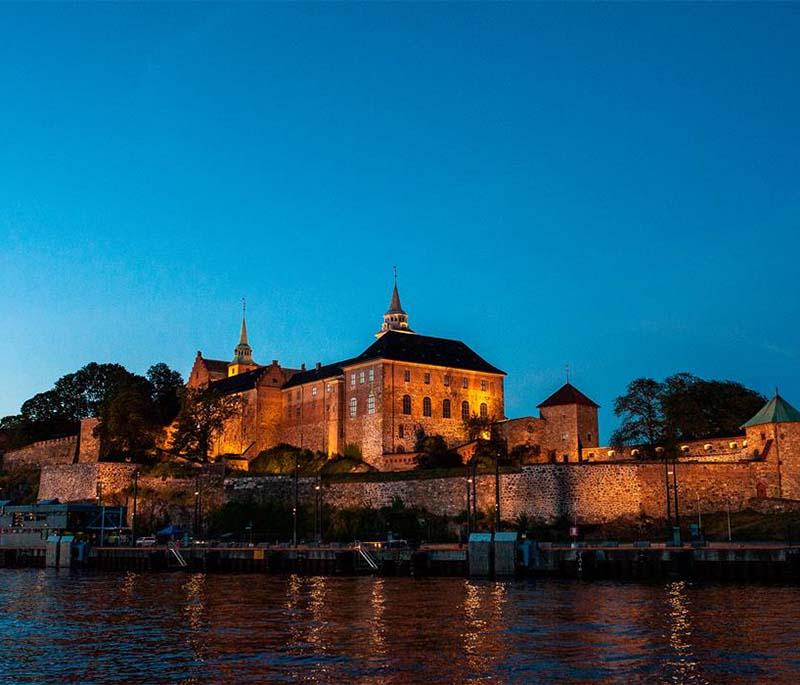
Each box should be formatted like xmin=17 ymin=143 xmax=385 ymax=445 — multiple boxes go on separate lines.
xmin=538 ymin=382 xmax=600 ymax=462
xmin=742 ymin=392 xmax=800 ymax=499
xmin=376 ymin=271 xmax=413 ymax=337
xmin=228 ymin=300 xmax=258 ymax=376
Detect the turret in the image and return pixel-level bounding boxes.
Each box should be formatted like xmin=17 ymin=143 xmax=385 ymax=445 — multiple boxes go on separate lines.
xmin=376 ymin=270 xmax=413 ymax=337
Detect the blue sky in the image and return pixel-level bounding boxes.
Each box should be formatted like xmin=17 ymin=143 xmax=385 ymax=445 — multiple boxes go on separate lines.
xmin=1 ymin=3 xmax=798 ymax=441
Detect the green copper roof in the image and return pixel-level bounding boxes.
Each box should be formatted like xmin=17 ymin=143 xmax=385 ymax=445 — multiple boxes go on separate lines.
xmin=742 ymin=394 xmax=800 ymax=428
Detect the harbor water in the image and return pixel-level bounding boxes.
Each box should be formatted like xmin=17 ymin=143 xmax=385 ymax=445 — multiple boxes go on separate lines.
xmin=1 ymin=569 xmax=799 ymax=683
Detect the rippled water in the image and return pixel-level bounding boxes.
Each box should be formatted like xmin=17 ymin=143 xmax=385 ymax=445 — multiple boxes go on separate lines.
xmin=1 ymin=570 xmax=800 ymax=683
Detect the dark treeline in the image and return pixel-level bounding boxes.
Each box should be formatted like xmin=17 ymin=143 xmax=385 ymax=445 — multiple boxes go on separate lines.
xmin=0 ymin=362 xmax=183 ymax=458
xmin=611 ymin=372 xmax=766 ymax=450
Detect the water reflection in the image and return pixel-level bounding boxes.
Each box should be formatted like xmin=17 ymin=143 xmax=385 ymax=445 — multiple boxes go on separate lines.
xmin=1 ymin=570 xmax=799 ymax=684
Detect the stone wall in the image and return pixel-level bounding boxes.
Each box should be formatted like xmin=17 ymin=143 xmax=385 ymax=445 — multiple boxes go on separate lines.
xmin=225 ymin=458 xmax=781 ymax=524
xmin=2 ymin=436 xmax=77 ymax=469
xmin=38 ymin=463 xmax=137 ymax=502
xmin=77 ymin=418 xmax=101 ymax=462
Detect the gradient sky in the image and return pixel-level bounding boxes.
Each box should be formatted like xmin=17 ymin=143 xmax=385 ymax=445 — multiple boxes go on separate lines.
xmin=1 ymin=3 xmax=798 ymax=441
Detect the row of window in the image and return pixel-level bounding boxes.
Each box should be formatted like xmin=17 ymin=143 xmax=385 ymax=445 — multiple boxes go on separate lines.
xmin=349 ymin=394 xmax=377 ymax=417
xmin=401 ymin=395 xmax=487 ymax=419
xmin=401 ymin=368 xmax=490 ymax=391
xmin=288 ymin=369 xmax=493 ymax=401
xmin=344 ymin=395 xmax=490 ymax=419
xmin=350 ymin=368 xmax=376 ymax=386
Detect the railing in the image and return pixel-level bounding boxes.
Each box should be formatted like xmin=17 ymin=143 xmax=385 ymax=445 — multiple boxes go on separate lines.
xmin=167 ymin=542 xmax=187 ymax=568
xmin=354 ymin=544 xmax=379 ymax=571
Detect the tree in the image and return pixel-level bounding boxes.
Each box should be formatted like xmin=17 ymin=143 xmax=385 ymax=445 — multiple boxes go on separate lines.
xmin=146 ymin=363 xmax=184 ymax=424
xmin=95 ymin=374 xmax=159 ymax=459
xmin=171 ymin=387 xmax=243 ymax=461
xmin=415 ymin=433 xmax=462 ymax=469
xmin=611 ymin=373 xmax=767 ymax=449
xmin=662 ymin=373 xmax=765 ymax=440
xmin=610 ymin=378 xmax=665 ymax=449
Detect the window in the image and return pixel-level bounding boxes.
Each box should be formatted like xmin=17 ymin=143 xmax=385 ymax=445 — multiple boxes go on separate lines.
xmin=479 ymin=403 xmax=488 ymax=418
xmin=442 ymin=399 xmax=451 ymax=419
xmin=311 ymin=385 xmax=317 ymax=397
xmin=399 ymin=424 xmax=405 ymax=438
xmin=349 ymin=397 xmax=357 ymax=417
xmin=586 ymin=433 xmax=592 ymax=442
xmin=359 ymin=370 xmax=365 ymax=384
xmin=326 ymin=383 xmax=331 ymax=393
xmin=368 ymin=368 xmax=374 ymax=382
xmin=561 ymin=432 xmax=568 ymax=441
xmin=461 ymin=400 xmax=470 ymax=421
xmin=402 ymin=395 xmax=412 ymax=415
xmin=443 ymin=374 xmax=450 ymax=387
xmin=462 ymin=377 xmax=468 ymax=389
xmin=368 ymin=393 xmax=376 ymax=415
xmin=403 ymin=369 xmax=411 ymax=383
xmin=480 ymin=380 xmax=488 ymax=392
xmin=423 ymin=397 xmax=432 ymax=417
xmin=424 ymin=372 xmax=430 ymax=384
xmin=350 ymin=373 xmax=356 ymax=386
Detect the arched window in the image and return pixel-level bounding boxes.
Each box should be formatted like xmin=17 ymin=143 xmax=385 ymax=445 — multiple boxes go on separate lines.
xmin=442 ymin=399 xmax=451 ymax=419
xmin=479 ymin=403 xmax=488 ymax=418
xmin=349 ymin=397 xmax=357 ymax=418
xmin=367 ymin=393 xmax=376 ymax=415
xmin=402 ymin=395 xmax=412 ymax=415
xmin=423 ymin=397 xmax=432 ymax=417
xmin=461 ymin=400 xmax=469 ymax=421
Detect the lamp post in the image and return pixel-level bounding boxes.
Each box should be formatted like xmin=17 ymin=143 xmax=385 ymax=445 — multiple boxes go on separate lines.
xmin=315 ymin=481 xmax=321 ymax=544
xmin=659 ymin=446 xmax=672 ymax=538
xmin=293 ymin=452 xmax=299 ymax=547
xmin=132 ymin=470 xmax=139 ymax=544
xmin=193 ymin=488 xmax=200 ymax=540
xmin=494 ymin=450 xmax=501 ymax=532
xmin=465 ymin=476 xmax=473 ymax=537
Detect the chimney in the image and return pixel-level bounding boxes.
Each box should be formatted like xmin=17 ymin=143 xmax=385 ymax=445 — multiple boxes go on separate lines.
xmin=272 ymin=359 xmax=278 ymax=366
xmin=301 ymin=363 xmax=306 ymax=371
xmin=315 ymin=362 xmax=322 ymax=370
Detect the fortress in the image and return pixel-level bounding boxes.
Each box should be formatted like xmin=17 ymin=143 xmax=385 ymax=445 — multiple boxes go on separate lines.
xmin=187 ymin=280 xmax=600 ymax=470
xmin=5 ymin=279 xmax=800 ymax=523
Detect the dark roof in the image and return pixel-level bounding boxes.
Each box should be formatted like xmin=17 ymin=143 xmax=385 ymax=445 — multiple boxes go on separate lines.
xmin=283 ymin=360 xmax=352 ymax=389
xmin=202 ymin=358 xmax=230 ymax=375
xmin=537 ymin=383 xmax=599 ymax=409
xmin=742 ymin=394 xmax=800 ymax=428
xmin=348 ymin=331 xmax=504 ymax=374
xmin=209 ymin=368 xmax=265 ymax=394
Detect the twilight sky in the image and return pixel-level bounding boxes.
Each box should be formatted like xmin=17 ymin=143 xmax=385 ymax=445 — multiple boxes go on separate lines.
xmin=1 ymin=3 xmax=798 ymax=441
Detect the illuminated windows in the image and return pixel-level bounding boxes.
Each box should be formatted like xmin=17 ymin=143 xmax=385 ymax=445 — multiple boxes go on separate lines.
xmin=480 ymin=403 xmax=488 ymax=418
xmin=349 ymin=397 xmax=357 ymax=417
xmin=480 ymin=379 xmax=488 ymax=392
xmin=359 ymin=370 xmax=365 ymax=384
xmin=367 ymin=393 xmax=376 ymax=415
xmin=368 ymin=368 xmax=374 ymax=382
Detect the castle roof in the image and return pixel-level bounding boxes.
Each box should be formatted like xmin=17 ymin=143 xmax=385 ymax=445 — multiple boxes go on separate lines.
xmin=349 ymin=330 xmax=504 ymax=374
xmin=537 ymin=383 xmax=599 ymax=409
xmin=742 ymin=394 xmax=800 ymax=428
xmin=208 ymin=367 xmax=265 ymax=394
xmin=387 ymin=283 xmax=405 ymax=314
xmin=282 ymin=360 xmax=356 ymax=389
xmin=200 ymin=358 xmax=230 ymax=376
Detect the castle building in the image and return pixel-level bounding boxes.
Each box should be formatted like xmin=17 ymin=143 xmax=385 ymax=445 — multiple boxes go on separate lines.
xmin=187 ymin=280 xmax=601 ymax=470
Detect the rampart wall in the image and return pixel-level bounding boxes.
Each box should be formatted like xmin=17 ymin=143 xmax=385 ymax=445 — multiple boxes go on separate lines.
xmin=226 ymin=459 xmax=780 ymax=524
xmin=2 ymin=436 xmax=77 ymax=469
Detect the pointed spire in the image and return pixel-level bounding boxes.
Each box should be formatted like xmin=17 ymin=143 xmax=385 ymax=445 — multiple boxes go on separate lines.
xmin=376 ymin=269 xmax=413 ymax=337
xmin=232 ymin=298 xmax=253 ymax=365
xmin=239 ymin=298 xmax=249 ymax=345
